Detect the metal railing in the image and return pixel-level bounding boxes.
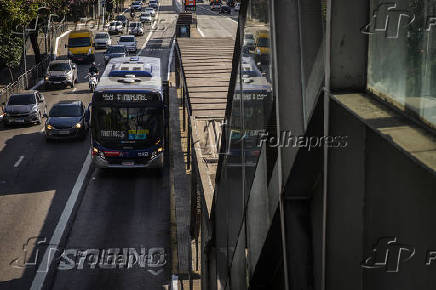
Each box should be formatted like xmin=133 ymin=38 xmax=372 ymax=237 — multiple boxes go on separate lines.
xmin=174 ymin=37 xmax=203 ymax=264
xmin=0 ymin=22 xmax=67 ymax=105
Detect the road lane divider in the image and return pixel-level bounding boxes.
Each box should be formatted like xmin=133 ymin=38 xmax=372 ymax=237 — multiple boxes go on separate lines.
xmin=30 ymin=152 xmax=93 ymax=290
xmin=14 ymin=156 xmax=24 ymax=168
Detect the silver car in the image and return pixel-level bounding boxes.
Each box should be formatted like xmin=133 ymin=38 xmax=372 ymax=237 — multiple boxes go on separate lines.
xmin=44 ymin=60 xmax=78 ymax=89
xmin=128 ymin=22 xmax=144 ymax=36
xmin=144 ymin=7 xmax=156 ymax=17
xmin=94 ymin=32 xmax=112 ymax=49
xmin=118 ymin=35 xmax=137 ymax=53
xmin=2 ymin=91 xmax=47 ymax=126
xmin=108 ymin=21 xmax=123 ymax=34
xmin=140 ymin=12 xmax=153 ymax=24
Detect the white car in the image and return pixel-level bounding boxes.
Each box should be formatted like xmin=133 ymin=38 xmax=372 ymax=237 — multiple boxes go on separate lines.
xmin=118 ymin=35 xmax=137 ymax=53
xmin=128 ymin=22 xmax=144 ymax=36
xmin=140 ymin=12 xmax=153 ymax=24
xmin=144 ymin=7 xmax=156 ymax=17
xmin=108 ymin=21 xmax=123 ymax=34
xmin=94 ymin=32 xmax=111 ymax=49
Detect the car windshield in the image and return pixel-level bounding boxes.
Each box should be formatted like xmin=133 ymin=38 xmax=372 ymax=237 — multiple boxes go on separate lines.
xmin=49 ymin=63 xmax=71 ymax=71
xmin=141 ymin=12 xmax=150 ymax=16
xmin=245 ymin=34 xmax=254 ymax=40
xmin=95 ymin=33 xmax=108 ymax=39
xmin=146 ymin=8 xmax=153 ymax=11
xmin=50 ymin=105 xmax=83 ymax=117
xmin=129 ymin=23 xmax=139 ymax=27
xmin=8 ymin=94 xmax=36 ymax=105
xmin=68 ymin=37 xmax=91 ymax=47
xmin=115 ymin=15 xmax=126 ymax=21
xmin=107 ymin=46 xmax=125 ymax=53
xmin=257 ymin=37 xmax=269 ymax=47
xmin=132 ymin=1 xmax=141 ymax=4
xmin=120 ymin=36 xmax=134 ymax=42
xmin=94 ymin=106 xmax=162 ymax=147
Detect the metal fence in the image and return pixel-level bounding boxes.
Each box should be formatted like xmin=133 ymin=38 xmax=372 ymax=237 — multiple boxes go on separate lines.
xmin=174 ymin=37 xmax=204 ymax=279
xmin=0 ymin=22 xmax=67 ymax=105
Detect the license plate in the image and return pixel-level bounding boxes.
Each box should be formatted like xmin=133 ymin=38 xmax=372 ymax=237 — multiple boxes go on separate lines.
xmin=14 ymin=119 xmax=24 ymax=123
xmin=122 ymin=161 xmax=134 ymax=166
xmin=59 ymin=130 xmax=70 ymax=134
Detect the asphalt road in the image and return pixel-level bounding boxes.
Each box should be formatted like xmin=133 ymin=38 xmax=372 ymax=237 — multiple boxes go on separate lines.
xmin=0 ymin=1 xmax=236 ymax=289
xmin=195 ymin=3 xmax=239 ymax=38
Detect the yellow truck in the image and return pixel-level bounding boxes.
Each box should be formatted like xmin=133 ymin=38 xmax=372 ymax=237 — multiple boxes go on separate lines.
xmin=254 ymin=30 xmax=270 ymax=65
xmin=66 ymin=30 xmax=95 ymax=63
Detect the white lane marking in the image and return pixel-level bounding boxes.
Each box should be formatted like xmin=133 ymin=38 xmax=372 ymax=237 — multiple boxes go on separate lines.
xmin=167 ymin=39 xmax=175 ymax=81
xmin=197 ymin=27 xmax=205 ymax=37
xmin=30 ymin=152 xmax=92 ymax=290
xmin=54 ymin=30 xmax=71 ymax=58
xmin=14 ymin=156 xmax=24 ymax=168
xmin=72 ymin=88 xmax=77 ymax=92
xmin=136 ymin=3 xmax=160 ymax=56
xmin=31 ymin=80 xmax=44 ymax=90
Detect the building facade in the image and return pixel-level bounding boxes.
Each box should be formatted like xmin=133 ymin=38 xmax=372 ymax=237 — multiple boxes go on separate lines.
xmin=204 ymin=0 xmax=436 ymax=289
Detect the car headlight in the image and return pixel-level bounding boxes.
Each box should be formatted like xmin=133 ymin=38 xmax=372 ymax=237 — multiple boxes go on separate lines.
xmin=75 ymin=122 xmax=82 ymax=128
xmin=88 ymin=48 xmax=92 ymax=55
xmin=31 ymin=105 xmax=38 ymax=112
xmin=66 ymin=71 xmax=73 ymax=79
xmin=46 ymin=124 xmax=53 ymax=130
xmin=104 ymin=55 xmax=109 ymax=60
xmin=45 ymin=76 xmax=49 ymax=81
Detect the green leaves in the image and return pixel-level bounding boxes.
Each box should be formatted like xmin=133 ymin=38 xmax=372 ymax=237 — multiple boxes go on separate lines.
xmin=0 ymin=30 xmax=23 ymax=69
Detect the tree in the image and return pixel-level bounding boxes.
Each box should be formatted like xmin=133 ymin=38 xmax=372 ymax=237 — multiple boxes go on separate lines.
xmin=0 ymin=31 xmax=24 ymax=81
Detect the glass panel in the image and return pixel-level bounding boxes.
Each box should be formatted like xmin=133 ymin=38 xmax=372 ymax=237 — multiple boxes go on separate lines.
xmin=368 ymin=0 xmax=436 ymax=128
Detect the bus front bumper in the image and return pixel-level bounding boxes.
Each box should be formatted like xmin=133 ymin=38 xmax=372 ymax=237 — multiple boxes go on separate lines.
xmin=92 ymin=152 xmax=164 ymax=169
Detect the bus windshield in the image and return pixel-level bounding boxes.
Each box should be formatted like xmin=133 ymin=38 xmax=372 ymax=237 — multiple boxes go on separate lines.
xmin=94 ymin=106 xmax=162 ymax=148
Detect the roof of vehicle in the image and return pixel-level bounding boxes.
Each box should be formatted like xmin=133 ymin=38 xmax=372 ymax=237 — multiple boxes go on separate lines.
xmin=119 ymin=35 xmax=136 ymax=39
xmin=69 ymin=30 xmax=92 ymax=37
xmin=95 ymin=31 xmax=109 ymax=35
xmin=255 ymin=30 xmax=269 ymax=38
xmin=49 ymin=59 xmax=71 ymax=64
xmin=10 ymin=90 xmax=37 ymax=96
xmin=53 ymin=100 xmax=82 ymax=106
xmin=96 ymin=56 xmax=162 ymax=93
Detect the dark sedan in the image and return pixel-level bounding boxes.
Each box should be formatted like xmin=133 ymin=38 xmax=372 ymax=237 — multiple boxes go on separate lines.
xmin=44 ymin=100 xmax=89 ymax=141
xmin=219 ymin=5 xmax=231 ymax=14
xmin=104 ymin=45 xmax=127 ymax=64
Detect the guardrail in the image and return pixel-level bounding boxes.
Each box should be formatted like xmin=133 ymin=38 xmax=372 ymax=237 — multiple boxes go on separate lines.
xmin=0 ymin=22 xmax=67 ymax=105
